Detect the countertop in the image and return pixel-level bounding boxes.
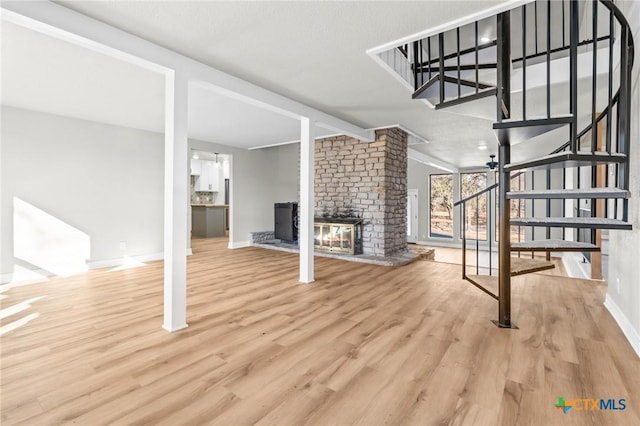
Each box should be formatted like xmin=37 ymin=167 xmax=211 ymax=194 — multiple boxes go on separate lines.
xmin=191 ymin=204 xmax=229 ymax=208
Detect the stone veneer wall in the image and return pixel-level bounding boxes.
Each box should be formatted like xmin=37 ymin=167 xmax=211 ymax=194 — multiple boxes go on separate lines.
xmin=250 ymin=231 xmax=275 ymax=244
xmin=314 ymin=128 xmax=408 ymax=256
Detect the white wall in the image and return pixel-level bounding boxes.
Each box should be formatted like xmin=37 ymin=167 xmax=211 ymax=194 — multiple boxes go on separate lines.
xmin=1 ymin=106 xmax=164 ymax=279
xmin=606 ymin=0 xmax=640 ymax=356
xmin=1 ymin=106 xmax=300 ymax=281
xmin=272 ymin=143 xmax=300 ymax=204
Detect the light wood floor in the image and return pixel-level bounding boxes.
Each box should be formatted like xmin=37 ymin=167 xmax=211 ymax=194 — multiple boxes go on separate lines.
xmin=1 ymin=238 xmax=639 ymax=425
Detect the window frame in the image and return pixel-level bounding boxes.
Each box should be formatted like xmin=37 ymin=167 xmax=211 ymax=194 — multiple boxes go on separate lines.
xmin=429 ymin=173 xmax=454 ymax=240
xmin=460 ymin=171 xmax=488 ymax=241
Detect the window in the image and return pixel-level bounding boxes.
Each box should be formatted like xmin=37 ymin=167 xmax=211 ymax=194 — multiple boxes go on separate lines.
xmin=430 ymin=174 xmax=453 ymax=238
xmin=460 ymin=172 xmax=487 ymax=240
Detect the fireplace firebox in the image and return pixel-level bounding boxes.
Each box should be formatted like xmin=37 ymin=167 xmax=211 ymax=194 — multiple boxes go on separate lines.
xmin=314 ymin=217 xmax=363 ymax=255
xmin=275 ymin=202 xmax=298 ymax=242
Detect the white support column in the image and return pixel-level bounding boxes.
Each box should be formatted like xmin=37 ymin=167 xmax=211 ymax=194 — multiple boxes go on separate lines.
xmin=299 ymin=117 xmax=315 ymax=283
xmin=163 ymin=70 xmax=189 ymax=332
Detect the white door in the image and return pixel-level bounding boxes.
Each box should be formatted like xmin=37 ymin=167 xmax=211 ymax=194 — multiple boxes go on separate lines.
xmin=407 ymin=189 xmax=418 ymax=243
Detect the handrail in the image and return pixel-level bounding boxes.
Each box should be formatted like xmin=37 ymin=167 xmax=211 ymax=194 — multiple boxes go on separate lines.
xmin=409 ymin=0 xmax=633 ymax=156
xmin=511 ymin=35 xmax=612 ymax=63
xmin=551 ymin=91 xmax=621 ymax=154
xmin=456 ymin=182 xmax=498 ymax=279
xmin=601 ymin=1 xmax=636 ymax=65
xmin=454 ymin=183 xmax=499 ymax=206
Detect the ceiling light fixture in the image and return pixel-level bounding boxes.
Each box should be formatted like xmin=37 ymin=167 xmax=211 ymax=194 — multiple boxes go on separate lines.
xmin=486 ymin=154 xmax=498 ymax=170
xmin=478 ymin=145 xmax=487 ymax=150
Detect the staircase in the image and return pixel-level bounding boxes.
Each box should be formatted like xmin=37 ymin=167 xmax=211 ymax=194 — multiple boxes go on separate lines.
xmin=408 ymin=0 xmax=635 ymax=327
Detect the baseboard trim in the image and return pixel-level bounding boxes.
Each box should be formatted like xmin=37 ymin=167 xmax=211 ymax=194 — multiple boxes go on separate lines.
xmin=604 ymin=294 xmax=640 ymax=358
xmin=228 ymin=241 xmax=250 ymax=249
xmin=162 ymin=323 xmax=189 ymax=333
xmin=561 ymin=252 xmax=591 ymax=280
xmin=416 ymin=240 xmax=460 ymax=248
xmin=87 ymin=252 xmax=165 ymax=270
xmin=1 ymin=249 xmax=194 ymax=284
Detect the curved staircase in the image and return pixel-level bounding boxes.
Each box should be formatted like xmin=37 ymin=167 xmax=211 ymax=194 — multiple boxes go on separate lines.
xmin=406 ymin=0 xmax=635 ymax=327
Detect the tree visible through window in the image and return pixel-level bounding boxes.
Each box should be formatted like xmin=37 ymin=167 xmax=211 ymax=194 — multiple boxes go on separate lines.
xmin=430 ymin=174 xmax=453 ymax=238
xmin=461 ymin=172 xmax=487 ymax=240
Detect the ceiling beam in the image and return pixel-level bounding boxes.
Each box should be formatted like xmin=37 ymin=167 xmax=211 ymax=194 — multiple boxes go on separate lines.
xmin=408 ymin=148 xmax=458 ymax=173
xmin=1 ymin=1 xmax=374 ymax=142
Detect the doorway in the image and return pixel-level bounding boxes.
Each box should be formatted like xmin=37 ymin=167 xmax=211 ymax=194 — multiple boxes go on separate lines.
xmin=407 ymin=189 xmax=418 ymax=243
xmin=189 ymin=149 xmax=231 ymax=242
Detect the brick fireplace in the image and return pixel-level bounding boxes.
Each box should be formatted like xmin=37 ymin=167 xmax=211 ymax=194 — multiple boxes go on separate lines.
xmin=314 ymin=128 xmax=408 ymax=257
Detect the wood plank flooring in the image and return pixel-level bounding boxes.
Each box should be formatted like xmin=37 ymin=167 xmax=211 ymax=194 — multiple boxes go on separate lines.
xmin=1 ymin=237 xmax=639 ymax=425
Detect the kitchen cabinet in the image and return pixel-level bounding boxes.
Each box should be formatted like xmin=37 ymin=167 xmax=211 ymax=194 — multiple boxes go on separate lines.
xmin=195 ymin=160 xmax=219 ymax=192
xmin=190 ymin=159 xmax=202 ymax=176
xmin=192 ymin=205 xmax=227 ymax=237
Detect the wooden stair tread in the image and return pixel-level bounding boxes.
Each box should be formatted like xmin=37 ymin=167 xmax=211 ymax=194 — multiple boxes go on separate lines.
xmin=510 ymin=217 xmax=632 ymax=230
xmin=511 ymin=239 xmax=600 ymax=252
xmin=509 ymin=257 xmax=555 ymax=276
xmin=507 ymin=187 xmax=629 ymax=199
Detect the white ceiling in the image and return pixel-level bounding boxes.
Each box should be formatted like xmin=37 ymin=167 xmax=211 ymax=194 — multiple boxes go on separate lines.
xmin=1 ymin=21 xmax=165 ymax=134
xmin=188 ymin=83 xmax=334 ymax=149
xmin=0 ymin=21 xmax=334 ymax=149
xmin=2 ymin=1 xmax=608 ymax=169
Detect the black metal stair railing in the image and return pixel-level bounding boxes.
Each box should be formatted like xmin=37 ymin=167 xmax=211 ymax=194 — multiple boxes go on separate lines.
xmin=409 ymin=19 xmax=499 ymax=109
xmin=453 ymin=183 xmax=499 ymax=299
xmin=409 ymin=0 xmax=634 ymax=237
xmin=402 ymin=0 xmax=634 ymax=325
xmin=407 ymin=0 xmax=633 ymax=187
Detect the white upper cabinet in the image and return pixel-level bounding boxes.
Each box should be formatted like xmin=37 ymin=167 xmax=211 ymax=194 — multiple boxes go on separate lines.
xmin=195 ymin=160 xmax=219 ymax=192
xmin=190 ymin=159 xmax=202 ymax=176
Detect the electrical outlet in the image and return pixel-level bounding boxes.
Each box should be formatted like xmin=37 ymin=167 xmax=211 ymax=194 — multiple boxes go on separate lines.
xmin=120 ymin=241 xmax=127 ymax=251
